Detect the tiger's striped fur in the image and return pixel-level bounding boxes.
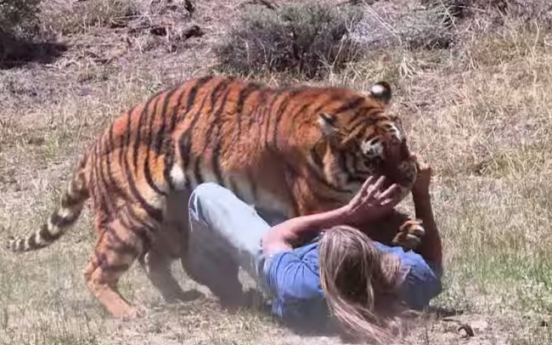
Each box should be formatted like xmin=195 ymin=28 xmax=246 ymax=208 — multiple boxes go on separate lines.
xmin=6 ymin=75 xmax=421 ymax=319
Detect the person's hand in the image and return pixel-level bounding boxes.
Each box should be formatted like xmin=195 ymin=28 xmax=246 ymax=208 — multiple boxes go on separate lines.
xmin=339 ymin=175 xmax=402 ymax=225
xmin=411 ymin=154 xmax=432 ymax=197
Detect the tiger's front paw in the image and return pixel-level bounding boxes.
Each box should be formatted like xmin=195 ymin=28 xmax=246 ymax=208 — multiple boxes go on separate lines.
xmin=392 ymin=219 xmax=425 ymax=251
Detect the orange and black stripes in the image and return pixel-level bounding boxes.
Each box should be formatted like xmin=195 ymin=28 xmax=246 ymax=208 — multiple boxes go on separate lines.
xmin=7 ymin=154 xmax=90 ymax=252
xmin=5 ymin=76 xmax=418 ymax=318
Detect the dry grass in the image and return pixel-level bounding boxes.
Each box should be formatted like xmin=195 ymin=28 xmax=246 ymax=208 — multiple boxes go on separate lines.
xmin=214 ymin=1 xmax=364 ymax=79
xmin=1 ymin=0 xmax=552 ymax=344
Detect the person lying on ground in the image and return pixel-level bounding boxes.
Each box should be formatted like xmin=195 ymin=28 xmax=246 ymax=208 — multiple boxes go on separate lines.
xmin=184 ymin=156 xmax=443 ymax=343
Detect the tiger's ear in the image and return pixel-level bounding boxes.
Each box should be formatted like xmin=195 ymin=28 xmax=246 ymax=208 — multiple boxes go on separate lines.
xmin=317 ymin=112 xmax=338 ymax=137
xmin=368 ymin=81 xmax=392 ymax=105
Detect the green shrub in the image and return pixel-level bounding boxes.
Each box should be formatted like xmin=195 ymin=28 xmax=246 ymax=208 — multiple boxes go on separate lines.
xmin=215 ymin=1 xmax=364 ymax=79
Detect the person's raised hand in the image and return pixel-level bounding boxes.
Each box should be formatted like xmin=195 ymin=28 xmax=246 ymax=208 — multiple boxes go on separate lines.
xmin=340 ymin=175 xmax=402 ymax=225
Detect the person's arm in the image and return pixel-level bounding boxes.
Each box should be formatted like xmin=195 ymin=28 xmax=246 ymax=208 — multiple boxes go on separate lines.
xmin=408 ymin=155 xmax=442 ymax=268
xmin=413 ymin=189 xmax=442 ymax=268
xmin=261 ymin=207 xmax=347 ymax=256
xmin=392 ymin=156 xmax=443 ymax=310
xmin=261 ymin=175 xmax=402 ymax=257
xmin=393 ymin=191 xmax=443 ymax=310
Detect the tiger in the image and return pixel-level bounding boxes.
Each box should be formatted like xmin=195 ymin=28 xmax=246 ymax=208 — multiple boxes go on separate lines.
xmin=5 ymin=75 xmax=424 ymax=319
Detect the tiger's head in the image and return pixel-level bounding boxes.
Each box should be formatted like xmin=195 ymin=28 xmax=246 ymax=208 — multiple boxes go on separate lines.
xmin=315 ymin=81 xmax=417 ymax=200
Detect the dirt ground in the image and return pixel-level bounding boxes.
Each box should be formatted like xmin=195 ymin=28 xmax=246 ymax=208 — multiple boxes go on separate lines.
xmin=1 ymin=0 xmax=552 ymax=344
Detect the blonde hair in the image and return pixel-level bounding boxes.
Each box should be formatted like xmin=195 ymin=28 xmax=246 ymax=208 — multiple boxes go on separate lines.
xmin=318 ymin=225 xmax=410 ymax=344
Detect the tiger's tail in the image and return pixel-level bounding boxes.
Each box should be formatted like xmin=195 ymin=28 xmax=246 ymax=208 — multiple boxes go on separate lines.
xmin=6 ymin=155 xmax=90 ymax=253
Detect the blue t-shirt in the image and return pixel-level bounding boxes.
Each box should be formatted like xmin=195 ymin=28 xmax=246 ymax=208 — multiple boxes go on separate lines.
xmin=262 ymin=240 xmax=443 ymax=322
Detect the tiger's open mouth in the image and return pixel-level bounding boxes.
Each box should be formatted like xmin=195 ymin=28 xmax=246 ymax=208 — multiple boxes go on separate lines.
xmin=379 ymin=158 xmax=418 ymax=199
xmin=376 ymin=138 xmax=417 ymax=192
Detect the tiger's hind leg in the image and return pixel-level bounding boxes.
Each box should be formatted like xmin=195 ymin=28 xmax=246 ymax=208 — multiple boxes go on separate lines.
xmin=83 ymin=216 xmax=147 ymax=319
xmin=139 ymin=247 xmax=202 ymax=304
xmin=138 ymin=190 xmax=202 ymax=304
xmin=182 ymin=249 xmax=245 ymax=311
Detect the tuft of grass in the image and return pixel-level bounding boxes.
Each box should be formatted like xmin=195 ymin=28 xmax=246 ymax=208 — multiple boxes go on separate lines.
xmin=0 ymin=0 xmax=41 ymax=36
xmin=40 ymin=0 xmax=140 ymax=35
xmin=350 ymin=0 xmax=457 ymax=52
xmin=0 ymin=0 xmax=48 ymax=66
xmin=215 ymin=1 xmax=364 ymax=79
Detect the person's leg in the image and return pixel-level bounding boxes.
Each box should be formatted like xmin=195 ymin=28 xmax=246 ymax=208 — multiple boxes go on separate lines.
xmin=182 ymin=182 xmax=276 ymax=303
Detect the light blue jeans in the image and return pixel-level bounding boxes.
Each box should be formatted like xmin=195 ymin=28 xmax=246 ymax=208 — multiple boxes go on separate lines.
xmin=185 ymin=182 xmax=285 ymax=298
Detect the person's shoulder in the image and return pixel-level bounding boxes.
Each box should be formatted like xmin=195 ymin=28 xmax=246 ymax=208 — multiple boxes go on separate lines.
xmin=372 ymin=241 xmax=443 ymax=309
xmin=386 ymin=249 xmax=443 ymax=309
xmin=293 ymin=240 xmax=319 ymax=256
xmin=374 ymin=241 xmax=442 ymax=276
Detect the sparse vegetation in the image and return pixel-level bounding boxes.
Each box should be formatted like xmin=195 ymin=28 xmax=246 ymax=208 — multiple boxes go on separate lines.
xmin=39 ymin=0 xmax=140 ymax=35
xmin=215 ymin=1 xmax=364 ymax=79
xmin=1 ymin=0 xmax=552 ymax=344
xmin=0 ymin=0 xmax=41 ymax=36
xmin=0 ymin=0 xmax=42 ymax=64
